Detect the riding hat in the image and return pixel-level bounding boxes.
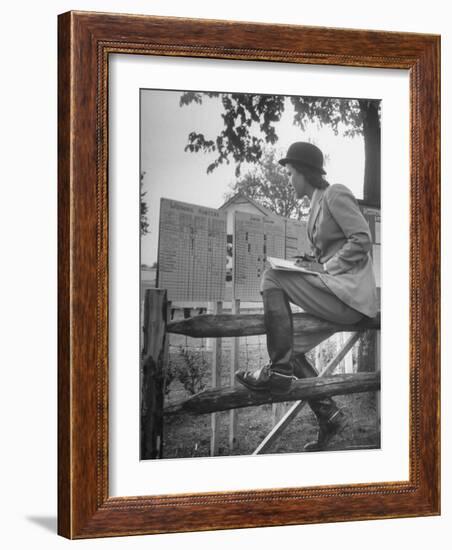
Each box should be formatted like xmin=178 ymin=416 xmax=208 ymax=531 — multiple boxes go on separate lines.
xmin=279 ymin=142 xmax=326 ymax=175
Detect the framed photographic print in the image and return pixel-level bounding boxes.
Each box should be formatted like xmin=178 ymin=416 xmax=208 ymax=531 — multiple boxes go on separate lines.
xmin=58 ymin=11 xmax=440 ymax=538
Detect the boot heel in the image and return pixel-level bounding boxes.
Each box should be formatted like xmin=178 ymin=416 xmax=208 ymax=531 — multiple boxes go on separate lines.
xmin=304 ymin=408 xmax=349 ymax=451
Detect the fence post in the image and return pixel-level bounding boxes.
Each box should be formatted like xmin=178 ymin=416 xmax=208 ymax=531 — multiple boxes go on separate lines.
xmin=229 ymin=299 xmax=240 ymax=451
xmin=210 ymin=301 xmax=223 ymax=456
xmin=141 ymin=289 xmax=167 ymax=460
xmin=376 ymin=330 xmax=381 ymax=431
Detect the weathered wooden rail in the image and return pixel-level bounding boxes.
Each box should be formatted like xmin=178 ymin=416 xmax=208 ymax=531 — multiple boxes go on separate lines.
xmin=164 ymin=372 xmax=380 ymax=415
xmin=167 ymin=311 xmax=380 ymax=338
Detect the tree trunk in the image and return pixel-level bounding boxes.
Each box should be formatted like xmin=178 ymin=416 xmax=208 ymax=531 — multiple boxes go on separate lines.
xmin=360 ymin=100 xmax=381 ymax=206
xmin=359 ymin=101 xmax=380 ymax=372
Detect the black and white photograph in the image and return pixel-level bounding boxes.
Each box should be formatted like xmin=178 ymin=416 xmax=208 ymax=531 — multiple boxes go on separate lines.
xmin=140 ymin=89 xmax=381 ymax=460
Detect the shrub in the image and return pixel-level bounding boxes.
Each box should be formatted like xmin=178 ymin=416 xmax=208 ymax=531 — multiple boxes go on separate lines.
xmin=163 ymin=358 xmax=179 ymax=396
xmin=176 ymin=345 xmax=209 ymax=395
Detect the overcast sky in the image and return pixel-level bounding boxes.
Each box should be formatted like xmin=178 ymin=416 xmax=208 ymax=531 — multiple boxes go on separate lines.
xmin=140 ymin=89 xmax=365 ymax=265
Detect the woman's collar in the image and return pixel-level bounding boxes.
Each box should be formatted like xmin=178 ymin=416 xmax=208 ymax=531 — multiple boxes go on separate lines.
xmin=311 ymin=186 xmax=326 ymax=205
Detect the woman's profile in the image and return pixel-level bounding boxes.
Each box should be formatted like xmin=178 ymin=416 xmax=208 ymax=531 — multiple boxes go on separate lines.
xmin=235 ymin=141 xmax=378 ymax=451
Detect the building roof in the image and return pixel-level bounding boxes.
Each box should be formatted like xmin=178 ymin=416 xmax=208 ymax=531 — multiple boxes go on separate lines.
xmin=218 ymin=192 xmax=277 ymax=218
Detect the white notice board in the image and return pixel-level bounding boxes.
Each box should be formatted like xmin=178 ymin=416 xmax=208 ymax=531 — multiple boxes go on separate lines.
xmin=157 ymin=198 xmax=227 ymax=302
xmin=233 ymin=212 xmax=311 ymax=301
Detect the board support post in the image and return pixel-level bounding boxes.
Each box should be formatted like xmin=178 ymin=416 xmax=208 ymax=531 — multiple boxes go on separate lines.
xmin=229 ymin=298 xmax=240 ymax=451
xmin=210 ymin=301 xmax=223 ymax=456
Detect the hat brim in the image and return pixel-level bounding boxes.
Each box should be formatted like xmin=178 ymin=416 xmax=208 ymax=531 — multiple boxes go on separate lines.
xmin=279 ymin=157 xmax=326 ymax=175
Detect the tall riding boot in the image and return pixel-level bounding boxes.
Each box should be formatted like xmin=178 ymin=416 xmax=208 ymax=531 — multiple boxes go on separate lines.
xmin=236 ymin=289 xmax=294 ymax=394
xmin=293 ymin=353 xmax=349 ymax=451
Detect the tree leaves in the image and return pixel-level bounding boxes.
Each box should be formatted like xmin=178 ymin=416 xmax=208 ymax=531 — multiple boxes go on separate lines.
xmin=179 ymin=91 xmax=381 ymax=203
xmin=140 ymin=172 xmax=150 ymax=235
xmin=224 ymin=147 xmax=310 ymax=220
xmin=180 ymin=91 xmax=285 ymax=176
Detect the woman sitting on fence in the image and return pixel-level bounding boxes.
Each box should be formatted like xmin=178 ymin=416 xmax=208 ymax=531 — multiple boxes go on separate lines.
xmin=235 ymin=142 xmax=378 ymax=451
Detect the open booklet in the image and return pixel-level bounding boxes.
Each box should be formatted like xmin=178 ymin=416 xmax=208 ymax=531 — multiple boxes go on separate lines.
xmin=266 ymin=256 xmax=322 ymax=276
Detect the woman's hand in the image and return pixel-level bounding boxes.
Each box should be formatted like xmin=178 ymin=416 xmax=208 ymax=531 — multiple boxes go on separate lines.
xmin=294 ymin=255 xmax=324 ymax=273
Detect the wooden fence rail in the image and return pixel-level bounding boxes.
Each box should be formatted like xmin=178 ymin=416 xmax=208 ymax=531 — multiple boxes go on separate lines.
xmin=164 ymin=372 xmax=380 ymax=416
xmin=167 ymin=311 xmax=380 ymax=338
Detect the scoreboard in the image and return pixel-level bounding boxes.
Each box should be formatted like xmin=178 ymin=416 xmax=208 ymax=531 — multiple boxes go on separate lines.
xmin=233 ymin=213 xmax=286 ymax=301
xmin=233 ymin=212 xmax=311 ymax=301
xmin=157 ymin=199 xmax=227 ymax=302
xmin=155 ymin=198 xmax=379 ymax=305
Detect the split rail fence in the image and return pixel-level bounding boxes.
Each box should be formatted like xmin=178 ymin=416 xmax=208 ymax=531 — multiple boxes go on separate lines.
xmin=141 ymin=288 xmax=380 ymax=460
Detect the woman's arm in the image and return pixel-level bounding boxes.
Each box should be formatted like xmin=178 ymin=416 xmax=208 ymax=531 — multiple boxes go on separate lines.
xmin=322 ymin=184 xmax=373 ymax=275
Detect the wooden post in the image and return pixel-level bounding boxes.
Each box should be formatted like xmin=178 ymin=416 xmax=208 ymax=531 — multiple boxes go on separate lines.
xmin=162 ymin=300 xmax=172 ymax=410
xmin=271 ymin=299 xmax=282 ymax=426
xmin=141 ymin=289 xmax=167 ymax=460
xmin=210 ymin=301 xmax=223 ymax=456
xmin=229 ymin=299 xmax=240 ymax=451
xmin=376 ymin=330 xmax=381 ymax=431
